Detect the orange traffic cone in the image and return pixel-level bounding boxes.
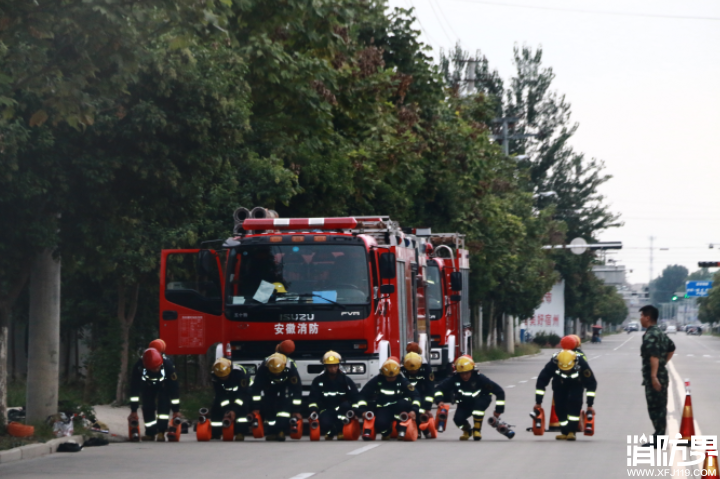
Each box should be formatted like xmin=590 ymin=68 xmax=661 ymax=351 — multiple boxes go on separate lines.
xmin=548 ymin=398 xmax=561 ymax=431
xmin=703 ymin=450 xmax=718 ymax=479
xmin=680 ymin=380 xmax=695 ymax=441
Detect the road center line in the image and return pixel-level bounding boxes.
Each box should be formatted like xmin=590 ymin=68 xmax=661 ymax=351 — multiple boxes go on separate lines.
xmin=590 ymin=355 xmax=602 ymax=359
xmin=614 ymin=335 xmax=636 ymax=351
xmin=506 ymin=385 xmax=515 ymax=388
xmin=288 ymin=474 xmax=315 ymax=479
xmin=347 ymin=444 xmax=380 ymax=455
xmin=519 ymin=380 xmax=527 ymax=383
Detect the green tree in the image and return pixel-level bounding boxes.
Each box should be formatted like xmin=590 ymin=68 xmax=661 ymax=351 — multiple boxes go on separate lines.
xmin=698 ymin=271 xmax=720 ymax=324
xmin=650 ymin=265 xmax=689 ymax=305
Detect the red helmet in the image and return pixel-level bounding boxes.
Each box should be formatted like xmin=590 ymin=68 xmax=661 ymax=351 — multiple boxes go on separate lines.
xmin=149 ymin=339 xmax=166 ymax=354
xmin=276 ymin=340 xmax=295 ymax=355
xmin=560 ymin=336 xmax=577 ymax=351
xmin=406 ymin=342 xmax=421 ymax=354
xmin=142 ymin=348 xmax=163 ymax=370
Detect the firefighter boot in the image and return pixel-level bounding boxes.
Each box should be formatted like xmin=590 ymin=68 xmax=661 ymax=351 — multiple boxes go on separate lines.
xmin=556 ymin=433 xmax=568 ymax=440
xmin=381 ymin=433 xmax=393 ymax=441
xmin=277 ymin=431 xmax=286 ymax=442
xmin=459 ymin=424 xmax=472 ymax=441
xmin=234 ymin=433 xmax=245 ymax=441
xmin=141 ymin=435 xmax=154 ymax=442
xmin=265 ymin=434 xmax=277 ymax=441
xmin=566 ymin=432 xmax=576 ymax=441
xmin=473 ymin=419 xmax=483 ymax=441
xmin=156 ymin=432 xmax=165 ymax=442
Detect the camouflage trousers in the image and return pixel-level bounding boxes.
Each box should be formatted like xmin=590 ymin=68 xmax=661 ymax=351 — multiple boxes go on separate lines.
xmin=644 ymin=383 xmax=668 ymax=437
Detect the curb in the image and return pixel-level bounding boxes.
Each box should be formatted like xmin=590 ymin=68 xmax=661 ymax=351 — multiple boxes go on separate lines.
xmin=475 ymin=350 xmax=544 ymax=365
xmin=0 ymin=435 xmax=85 ymax=465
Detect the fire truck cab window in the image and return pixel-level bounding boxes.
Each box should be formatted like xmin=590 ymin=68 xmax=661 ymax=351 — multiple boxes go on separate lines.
xmin=227 ymin=245 xmax=370 ymax=305
xmin=426 ymin=263 xmax=443 ymax=320
xmin=164 ymin=252 xmax=223 ymax=315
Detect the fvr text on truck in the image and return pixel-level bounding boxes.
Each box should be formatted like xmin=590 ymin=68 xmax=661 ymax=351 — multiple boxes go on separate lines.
xmin=158 ymin=208 xmax=471 ymax=390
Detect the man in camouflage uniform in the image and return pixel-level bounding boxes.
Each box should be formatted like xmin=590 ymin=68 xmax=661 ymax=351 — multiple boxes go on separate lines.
xmin=639 ymin=305 xmax=675 ymax=447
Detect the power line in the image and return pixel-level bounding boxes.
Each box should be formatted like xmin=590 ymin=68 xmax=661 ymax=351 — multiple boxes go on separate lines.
xmin=447 ymin=0 xmax=720 ymax=21
xmin=408 ymin=0 xmax=441 ymax=47
xmin=427 ymin=0 xmax=455 ymax=44
xmin=432 ymin=0 xmax=462 ymax=42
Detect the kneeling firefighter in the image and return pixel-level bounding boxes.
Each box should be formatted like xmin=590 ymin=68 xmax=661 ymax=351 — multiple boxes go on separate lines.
xmin=534 ymin=349 xmax=597 ymax=441
xmin=358 ymin=358 xmax=420 ymax=440
xmin=210 ymin=358 xmax=251 ymax=440
xmin=433 ymin=356 xmax=507 ymax=441
xmin=307 ymin=350 xmax=360 ymax=440
xmin=401 ymin=345 xmax=435 ymax=437
xmin=129 ymin=348 xmax=181 ymax=441
xmin=251 ymin=352 xmax=302 ymax=441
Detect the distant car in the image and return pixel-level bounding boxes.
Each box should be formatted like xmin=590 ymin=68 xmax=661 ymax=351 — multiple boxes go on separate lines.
xmin=687 ymin=325 xmax=703 ymax=335
xmin=626 ymin=322 xmax=640 ymax=332
xmin=666 ymin=325 xmax=677 ymax=334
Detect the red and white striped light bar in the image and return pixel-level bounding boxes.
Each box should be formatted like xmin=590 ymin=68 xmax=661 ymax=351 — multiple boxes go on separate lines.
xmin=242 ymin=217 xmax=358 ymax=231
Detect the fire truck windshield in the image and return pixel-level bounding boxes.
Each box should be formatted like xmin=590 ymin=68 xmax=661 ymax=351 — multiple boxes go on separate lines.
xmin=426 ymin=263 xmax=443 ymax=320
xmin=226 ymin=244 xmax=370 ymax=307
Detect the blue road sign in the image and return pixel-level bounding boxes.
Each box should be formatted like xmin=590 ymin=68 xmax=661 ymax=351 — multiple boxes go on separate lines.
xmin=686 ymin=281 xmax=713 ymax=297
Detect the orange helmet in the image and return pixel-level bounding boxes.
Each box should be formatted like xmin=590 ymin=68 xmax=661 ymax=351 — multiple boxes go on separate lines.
xmin=149 ymin=339 xmax=166 ymax=354
xmin=142 ymin=348 xmax=163 ymax=370
xmin=570 ymin=335 xmax=582 ymax=348
xmin=276 ymin=340 xmax=295 ymax=355
xmin=406 ymin=342 xmax=421 ymax=354
xmin=560 ymin=336 xmax=576 ymax=351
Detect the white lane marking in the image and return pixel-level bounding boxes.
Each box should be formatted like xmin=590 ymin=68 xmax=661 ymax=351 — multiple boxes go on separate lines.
xmin=668 ymin=378 xmax=676 ymax=414
xmin=668 ymin=361 xmax=686 ymax=411
xmin=591 ymin=355 xmax=602 ymax=359
xmin=506 ymin=385 xmax=515 ymax=388
xmin=519 ymin=380 xmax=527 ymax=383
xmin=289 ymin=474 xmax=315 ymax=479
xmin=703 ymin=355 xmax=712 ymax=358
xmin=614 ymin=335 xmax=636 ymax=351
xmin=347 ymin=444 xmax=380 ymax=455
xmin=531 ymin=376 xmax=537 ymax=380
xmin=687 ymin=354 xmax=695 ymax=357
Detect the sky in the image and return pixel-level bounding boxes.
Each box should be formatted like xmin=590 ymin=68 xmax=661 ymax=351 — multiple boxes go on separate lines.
xmin=386 ymin=0 xmax=720 ymax=284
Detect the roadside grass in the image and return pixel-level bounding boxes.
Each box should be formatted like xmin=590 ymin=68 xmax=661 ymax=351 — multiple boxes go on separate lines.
xmin=473 ymin=343 xmax=540 ymax=363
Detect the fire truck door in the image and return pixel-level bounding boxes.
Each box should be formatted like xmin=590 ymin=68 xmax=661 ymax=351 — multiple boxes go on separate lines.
xmin=159 ymin=249 xmax=225 ymax=355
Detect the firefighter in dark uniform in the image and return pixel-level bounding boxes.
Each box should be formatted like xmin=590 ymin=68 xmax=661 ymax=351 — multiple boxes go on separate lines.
xmin=128 ymin=348 xmax=181 ymax=441
xmin=358 ymin=358 xmax=420 ymax=440
xmin=307 ymin=350 xmax=360 ymax=440
xmin=535 ymin=349 xmax=597 ymax=441
xmin=210 ymin=358 xmax=251 ymax=440
xmin=639 ymin=305 xmax=675 ymax=447
xmin=434 ymin=356 xmax=506 ymax=441
xmin=401 ymin=350 xmax=435 ymax=437
xmin=251 ymin=352 xmax=303 ymax=441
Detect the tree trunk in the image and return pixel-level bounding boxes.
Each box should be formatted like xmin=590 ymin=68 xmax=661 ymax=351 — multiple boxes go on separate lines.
xmin=473 ymin=305 xmax=483 ymax=352
xmin=115 ymin=282 xmax=140 ymax=405
xmin=504 ymin=315 xmax=515 ymax=354
xmin=488 ymin=303 xmax=496 ymax=348
xmin=26 ymin=248 xmax=61 ymax=424
xmin=0 ymin=264 xmax=30 ymax=425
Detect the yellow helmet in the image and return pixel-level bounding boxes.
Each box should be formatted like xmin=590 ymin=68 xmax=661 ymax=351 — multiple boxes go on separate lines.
xmin=322 ymin=350 xmax=341 ymax=365
xmin=557 ymin=350 xmax=577 ymax=371
xmin=380 ymin=358 xmax=401 ymax=378
xmin=213 ymin=358 xmax=232 ymax=378
xmin=403 ymin=352 xmax=422 ymax=372
xmin=455 ymin=356 xmax=475 ymax=373
xmin=273 ymin=282 xmax=287 ymax=294
xmin=267 ymin=353 xmax=287 ymax=374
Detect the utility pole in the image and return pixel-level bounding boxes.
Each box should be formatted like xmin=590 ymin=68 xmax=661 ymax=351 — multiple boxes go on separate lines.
xmin=491 ymin=117 xmax=537 ymax=156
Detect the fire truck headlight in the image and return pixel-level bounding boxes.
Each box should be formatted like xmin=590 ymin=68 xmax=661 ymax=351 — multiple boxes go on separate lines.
xmin=430 ymin=351 xmax=441 ymax=360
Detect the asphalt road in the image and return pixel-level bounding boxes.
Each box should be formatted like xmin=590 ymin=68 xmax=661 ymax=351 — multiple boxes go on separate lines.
xmin=3 ymin=332 xmax=718 ymax=479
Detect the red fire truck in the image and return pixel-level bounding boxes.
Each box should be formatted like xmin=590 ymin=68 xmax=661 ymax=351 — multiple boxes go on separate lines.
xmin=158 ymin=211 xmax=442 ymax=389
xmin=424 ymin=233 xmax=472 ymax=373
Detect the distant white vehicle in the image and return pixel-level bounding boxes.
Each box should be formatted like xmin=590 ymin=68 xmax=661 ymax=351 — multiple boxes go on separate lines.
xmin=666 ymin=325 xmax=677 ymax=334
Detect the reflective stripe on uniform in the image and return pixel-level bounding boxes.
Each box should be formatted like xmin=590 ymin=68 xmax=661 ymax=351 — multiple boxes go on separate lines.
xmin=434 ymin=391 xmax=444 ymax=396
xmin=358 ymin=400 xmax=368 ymax=406
xmin=267 ymin=421 xmax=276 ymax=426
xmin=171 ymin=399 xmax=180 ymax=405
xmin=130 ymin=397 xmax=140 ymax=402
xmin=567 ymin=415 xmax=580 ymax=421
xmin=145 ymin=420 xmax=157 ymax=427
xmin=158 ymin=414 xmax=170 ymax=420
xmin=535 ymin=390 xmax=545 ymax=395
xmin=293 ymin=399 xmax=302 ymax=406
xmin=472 ymin=410 xmax=485 ymax=416
xmin=253 ymin=396 xmax=262 ymax=401
xmin=380 ymin=389 xmax=397 ymax=395
xmin=495 ymin=400 xmax=505 ymax=406
xmin=586 ymin=391 xmax=596 ymax=397
xmin=570 ymin=373 xmax=579 ymax=379
xmin=425 ymin=396 xmax=434 ymax=403
xmin=412 ymin=400 xmax=421 ymax=407
xmin=419 ymin=409 xmax=426 ymax=414
xmin=277 ymin=412 xmax=291 ymax=418
xmin=211 ymin=421 xmax=223 ymax=427
xmin=235 ymin=399 xmax=244 ymax=406
xmin=560 ymin=420 xmax=569 ymax=426
xmin=308 ymin=403 xmax=318 ymax=409
xmin=220 ymin=400 xmax=230 ymax=407
xmin=236 ymin=417 xmax=248 ymax=423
